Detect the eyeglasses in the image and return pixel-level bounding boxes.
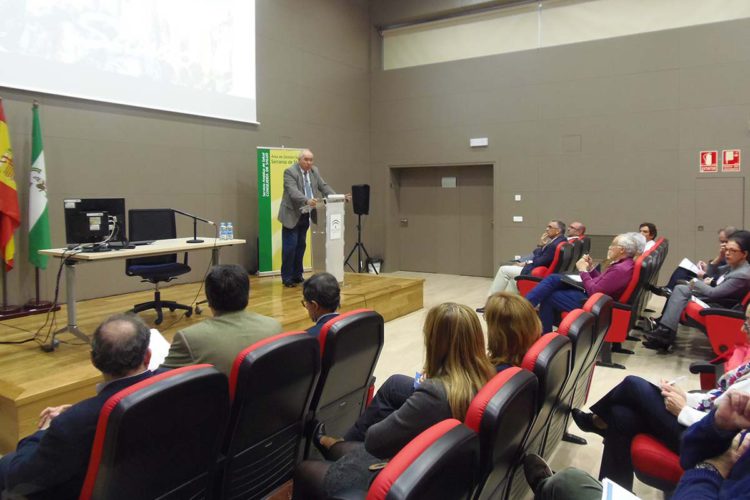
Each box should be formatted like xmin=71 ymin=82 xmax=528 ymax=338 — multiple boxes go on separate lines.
xmin=725 ymin=248 xmax=744 ymax=254
xmin=300 ymin=299 xmax=308 ymax=308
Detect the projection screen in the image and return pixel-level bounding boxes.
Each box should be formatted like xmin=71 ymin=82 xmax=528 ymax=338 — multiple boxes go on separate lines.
xmin=0 ymin=0 xmax=257 ymax=124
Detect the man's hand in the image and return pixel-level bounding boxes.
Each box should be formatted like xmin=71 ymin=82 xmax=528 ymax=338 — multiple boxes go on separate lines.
xmin=575 ymin=256 xmax=590 ymax=272
xmin=715 ymin=391 xmax=750 ymax=431
xmin=704 ymin=434 xmax=750 ymax=479
xmin=661 ymin=382 xmax=687 ymax=417
xmin=307 ymin=198 xmax=317 ymax=208
xmin=539 ymin=232 xmax=550 ymax=246
xmin=345 ymin=193 xmax=352 ymax=202
xmin=696 ymin=260 xmax=707 ymax=278
xmin=38 ymin=404 xmax=72 ymax=430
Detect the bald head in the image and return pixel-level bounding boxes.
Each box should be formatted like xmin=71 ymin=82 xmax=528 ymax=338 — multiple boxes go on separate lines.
xmin=91 ymin=314 xmax=150 ymax=378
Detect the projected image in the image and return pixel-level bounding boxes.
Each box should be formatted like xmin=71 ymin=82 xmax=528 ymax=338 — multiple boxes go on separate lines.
xmin=0 ymin=0 xmax=257 ymax=123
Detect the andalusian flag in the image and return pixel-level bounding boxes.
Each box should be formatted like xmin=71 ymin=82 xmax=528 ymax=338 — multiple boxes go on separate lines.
xmin=0 ymin=98 xmax=20 ymax=270
xmin=29 ymin=102 xmax=50 ymax=269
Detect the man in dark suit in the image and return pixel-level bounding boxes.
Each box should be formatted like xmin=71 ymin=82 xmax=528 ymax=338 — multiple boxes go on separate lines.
xmin=277 ymin=149 xmax=337 ymax=287
xmin=302 ymin=272 xmax=341 ymax=338
xmin=0 ymin=314 xmax=155 ymax=499
xmin=481 ymin=220 xmax=567 ymax=306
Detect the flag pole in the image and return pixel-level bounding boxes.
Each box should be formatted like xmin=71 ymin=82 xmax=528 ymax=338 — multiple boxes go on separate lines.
xmin=0 ymin=261 xmax=21 ymax=316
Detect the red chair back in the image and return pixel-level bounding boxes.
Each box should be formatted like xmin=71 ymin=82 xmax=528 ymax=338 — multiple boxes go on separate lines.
xmin=80 ymin=365 xmax=229 ymax=500
xmin=366 ymin=419 xmax=479 ymax=500
xmin=464 ymin=367 xmax=538 ymax=500
xmin=223 ymin=332 xmax=320 ymax=500
xmin=632 ymin=434 xmax=683 ymax=492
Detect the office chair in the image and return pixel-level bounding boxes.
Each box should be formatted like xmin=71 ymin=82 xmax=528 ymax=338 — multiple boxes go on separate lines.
xmin=126 ymin=209 xmax=193 ymax=325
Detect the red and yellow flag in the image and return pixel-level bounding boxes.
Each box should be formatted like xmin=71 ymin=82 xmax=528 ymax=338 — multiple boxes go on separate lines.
xmin=0 ymin=99 xmax=21 ymax=270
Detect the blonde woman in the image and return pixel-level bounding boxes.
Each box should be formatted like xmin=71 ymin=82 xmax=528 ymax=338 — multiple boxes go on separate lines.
xmin=293 ymin=303 xmax=495 ymax=499
xmin=484 ymin=292 xmax=542 ymax=369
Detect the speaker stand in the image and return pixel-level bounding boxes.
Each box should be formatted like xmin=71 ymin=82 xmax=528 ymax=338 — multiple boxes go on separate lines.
xmin=345 ymin=214 xmax=377 ymax=274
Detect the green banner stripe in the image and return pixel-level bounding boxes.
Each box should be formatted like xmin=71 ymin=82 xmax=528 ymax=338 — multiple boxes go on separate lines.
xmin=257 ymin=148 xmax=272 ymax=272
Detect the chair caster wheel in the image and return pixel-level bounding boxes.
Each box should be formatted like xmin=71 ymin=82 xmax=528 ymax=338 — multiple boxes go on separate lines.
xmin=168 ymin=306 xmax=176 ymax=312
xmin=155 ymin=317 xmax=163 ymax=325
xmin=185 ymin=309 xmax=193 ymax=318
xmin=195 ymin=306 xmax=202 ymax=315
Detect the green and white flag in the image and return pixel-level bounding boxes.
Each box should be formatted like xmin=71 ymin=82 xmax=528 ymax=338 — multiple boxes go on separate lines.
xmin=28 ymin=103 xmax=50 ymax=269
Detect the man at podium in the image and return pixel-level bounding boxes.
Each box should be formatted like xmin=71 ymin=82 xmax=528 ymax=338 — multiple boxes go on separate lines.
xmin=277 ymin=149 xmax=338 ymax=287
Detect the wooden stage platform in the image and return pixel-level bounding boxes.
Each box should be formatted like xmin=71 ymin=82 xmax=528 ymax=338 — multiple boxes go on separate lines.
xmin=0 ymin=272 xmax=424 ymax=454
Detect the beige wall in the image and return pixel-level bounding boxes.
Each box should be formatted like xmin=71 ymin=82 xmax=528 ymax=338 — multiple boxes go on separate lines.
xmin=368 ymin=9 xmax=750 ymax=274
xmin=1 ymin=0 xmax=371 ymax=303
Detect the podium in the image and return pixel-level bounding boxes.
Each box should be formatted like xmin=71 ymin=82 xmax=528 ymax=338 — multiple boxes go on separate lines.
xmin=321 ymin=194 xmax=346 ymax=282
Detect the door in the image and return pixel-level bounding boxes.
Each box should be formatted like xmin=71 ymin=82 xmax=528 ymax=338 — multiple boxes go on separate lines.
xmin=395 ymin=165 xmax=493 ymax=276
xmin=694 ymin=178 xmax=744 ymax=259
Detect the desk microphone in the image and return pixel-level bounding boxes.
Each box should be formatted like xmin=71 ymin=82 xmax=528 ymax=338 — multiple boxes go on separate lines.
xmin=172 ymin=208 xmax=215 ymax=243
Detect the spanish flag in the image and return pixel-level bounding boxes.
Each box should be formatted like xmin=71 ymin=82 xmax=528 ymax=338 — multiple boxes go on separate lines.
xmin=0 ymin=99 xmax=20 ymax=270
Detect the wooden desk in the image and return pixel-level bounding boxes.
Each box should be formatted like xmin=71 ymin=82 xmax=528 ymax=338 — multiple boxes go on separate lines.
xmin=39 ymin=237 xmax=245 ymax=348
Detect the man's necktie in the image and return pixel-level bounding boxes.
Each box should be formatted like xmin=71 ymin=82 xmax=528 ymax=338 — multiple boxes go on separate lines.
xmin=304 ymin=172 xmax=314 ymax=199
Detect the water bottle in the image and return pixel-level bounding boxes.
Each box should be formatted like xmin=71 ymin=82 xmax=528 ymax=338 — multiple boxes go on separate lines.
xmin=227 ymin=222 xmax=234 ymax=240
xmin=219 ymin=222 xmax=227 ymax=240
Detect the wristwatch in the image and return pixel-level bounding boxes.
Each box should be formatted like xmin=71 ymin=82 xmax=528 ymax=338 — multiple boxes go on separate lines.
xmin=694 ymin=462 xmax=722 ymax=476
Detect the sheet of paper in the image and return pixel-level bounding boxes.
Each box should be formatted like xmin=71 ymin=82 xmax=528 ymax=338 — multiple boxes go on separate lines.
xmin=691 ymin=296 xmax=709 ymax=309
xmin=148 ymin=328 xmax=171 ymax=370
xmin=678 ymin=257 xmax=701 ymax=275
xmin=601 ymin=478 xmax=641 ymax=500
xmin=566 ymin=274 xmax=582 ymax=282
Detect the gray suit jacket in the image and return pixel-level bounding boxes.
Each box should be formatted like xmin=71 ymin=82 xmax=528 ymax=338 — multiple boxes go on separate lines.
xmin=277 ymin=163 xmax=335 ymax=229
xmin=692 ymin=261 xmax=750 ymax=304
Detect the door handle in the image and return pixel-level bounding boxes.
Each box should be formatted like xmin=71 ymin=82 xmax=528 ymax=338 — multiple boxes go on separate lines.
xmin=400 ymin=218 xmax=408 ymax=227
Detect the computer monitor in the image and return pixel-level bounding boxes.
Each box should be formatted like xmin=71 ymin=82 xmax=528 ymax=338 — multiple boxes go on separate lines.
xmin=64 ymin=198 xmax=127 ymax=245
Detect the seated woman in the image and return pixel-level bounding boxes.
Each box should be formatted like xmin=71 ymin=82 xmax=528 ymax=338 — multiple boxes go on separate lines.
xmin=339 ymin=292 xmax=541 ymax=444
xmin=570 ymin=303 xmax=750 ymax=492
xmin=292 ymin=303 xmax=495 ymax=499
xmin=644 ymin=230 xmax=750 ymax=352
xmin=485 ymin=291 xmax=542 ymax=369
xmin=525 ymin=233 xmax=639 ymax=332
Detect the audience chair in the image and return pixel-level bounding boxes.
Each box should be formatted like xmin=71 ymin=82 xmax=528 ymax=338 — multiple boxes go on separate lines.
xmin=125 ymin=209 xmax=192 ymax=325
xmin=506 ymin=333 xmax=571 ymax=500
xmin=631 ymin=434 xmax=683 ymax=493
xmin=515 ymin=241 xmax=573 ymax=297
xmin=221 ymin=332 xmax=321 ymax=500
xmin=549 ymin=309 xmax=596 ymax=449
xmin=576 ymin=293 xmax=613 ymax=408
xmin=564 ymin=238 xmax=584 ymax=273
xmin=680 ymin=292 xmax=750 ymax=357
xmin=597 ymin=240 xmax=667 ymax=369
xmin=305 ymin=309 xmax=384 ymax=458
xmin=464 ymin=367 xmax=538 ymax=500
xmin=79 ymin=365 xmax=229 ymax=500
xmin=329 ymin=419 xmax=480 ymax=500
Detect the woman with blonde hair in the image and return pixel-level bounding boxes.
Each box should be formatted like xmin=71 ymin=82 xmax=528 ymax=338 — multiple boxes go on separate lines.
xmin=293 ymin=302 xmax=495 ymax=499
xmin=484 ymin=292 xmax=542 ymax=368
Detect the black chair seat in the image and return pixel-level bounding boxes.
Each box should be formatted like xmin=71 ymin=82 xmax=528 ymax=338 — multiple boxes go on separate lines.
xmin=127 ymin=262 xmax=191 ymax=280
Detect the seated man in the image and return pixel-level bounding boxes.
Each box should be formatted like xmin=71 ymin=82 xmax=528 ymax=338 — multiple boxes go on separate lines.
xmin=525 ymin=232 xmax=638 ymax=332
xmin=658 ymin=226 xmax=737 ymax=293
xmin=639 ymin=222 xmax=658 ymax=252
xmin=480 ymin=220 xmax=567 ymax=309
xmin=566 ymin=221 xmax=586 ymax=241
xmin=644 ymin=230 xmax=750 ymax=352
xmin=0 ymin=314 xmax=155 ymax=499
xmin=302 ymin=272 xmax=341 ymax=337
xmin=160 ymin=264 xmax=282 ymax=376
xmin=523 ymin=390 xmax=750 ymax=500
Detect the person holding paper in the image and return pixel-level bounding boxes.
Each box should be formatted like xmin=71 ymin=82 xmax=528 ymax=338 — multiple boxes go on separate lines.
xmin=658 ymin=226 xmax=737 ymax=293
xmin=0 ymin=314 xmax=156 ymax=498
xmin=277 ymin=149 xmax=337 ymax=288
xmin=523 ymin=390 xmax=750 ymax=500
xmin=525 ymin=233 xmax=638 ymax=333
xmin=643 ymin=230 xmax=750 ymax=352
xmin=569 ymin=305 xmax=750 ymax=491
